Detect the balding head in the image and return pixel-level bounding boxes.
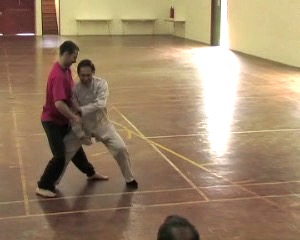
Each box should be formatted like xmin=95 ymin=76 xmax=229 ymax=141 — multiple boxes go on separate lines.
xmin=157 ymin=215 xmax=200 ymax=240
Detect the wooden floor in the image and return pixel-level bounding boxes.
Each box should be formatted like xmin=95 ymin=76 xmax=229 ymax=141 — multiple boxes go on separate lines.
xmin=0 ymin=35 xmax=300 ymax=240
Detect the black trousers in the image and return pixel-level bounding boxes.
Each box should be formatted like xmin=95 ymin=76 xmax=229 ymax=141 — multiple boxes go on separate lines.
xmin=37 ymin=121 xmax=95 ymax=191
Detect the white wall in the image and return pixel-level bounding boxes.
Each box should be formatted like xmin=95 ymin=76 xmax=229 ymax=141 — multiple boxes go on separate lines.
xmin=35 ymin=0 xmax=61 ymax=35
xmin=185 ymin=0 xmax=211 ymax=44
xmin=229 ymin=0 xmax=300 ymax=67
xmin=172 ymin=0 xmax=211 ymax=44
xmin=60 ymin=0 xmax=170 ymax=35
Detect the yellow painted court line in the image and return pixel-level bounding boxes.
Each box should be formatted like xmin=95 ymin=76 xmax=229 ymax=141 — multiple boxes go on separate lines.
xmin=237 ymin=180 xmax=300 ymax=186
xmin=5 ymin=54 xmax=30 ymax=215
xmin=109 ymin=120 xmax=215 ymax=170
xmin=33 ymin=187 xmax=196 ymax=203
xmin=0 ymin=187 xmax=195 ymax=205
xmin=0 ymin=200 xmax=212 ymax=221
xmin=1 ymin=182 xmax=300 ymax=206
xmin=112 ymin=107 xmax=209 ymax=201
xmin=0 ymin=193 xmax=297 ymax=221
xmin=110 ymin=107 xmax=285 ymax=210
xmin=146 ymin=128 xmax=300 ymax=139
xmin=232 ymin=179 xmax=256 ymax=184
xmin=12 ymin=111 xmax=30 ymax=215
xmin=4 ymin=50 xmax=13 ymax=97
xmin=25 ymin=127 xmax=300 ymax=142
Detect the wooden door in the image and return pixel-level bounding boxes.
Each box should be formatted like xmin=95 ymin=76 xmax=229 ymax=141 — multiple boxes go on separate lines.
xmin=0 ymin=0 xmax=35 ymax=35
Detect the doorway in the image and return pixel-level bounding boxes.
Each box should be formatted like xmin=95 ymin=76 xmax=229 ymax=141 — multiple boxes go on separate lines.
xmin=42 ymin=0 xmax=59 ymax=35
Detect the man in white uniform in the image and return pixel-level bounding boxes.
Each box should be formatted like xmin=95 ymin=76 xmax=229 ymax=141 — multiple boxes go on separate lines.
xmin=57 ymin=59 xmax=138 ymax=189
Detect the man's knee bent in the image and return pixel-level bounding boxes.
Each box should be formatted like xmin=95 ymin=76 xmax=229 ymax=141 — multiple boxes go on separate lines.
xmin=111 ymin=145 xmax=127 ymax=157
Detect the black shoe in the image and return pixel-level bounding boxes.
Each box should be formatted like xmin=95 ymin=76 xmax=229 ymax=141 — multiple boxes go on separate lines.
xmin=126 ymin=179 xmax=138 ymax=189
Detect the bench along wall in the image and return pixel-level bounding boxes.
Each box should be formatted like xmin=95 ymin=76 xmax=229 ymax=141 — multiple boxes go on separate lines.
xmin=59 ymin=0 xmax=171 ymax=35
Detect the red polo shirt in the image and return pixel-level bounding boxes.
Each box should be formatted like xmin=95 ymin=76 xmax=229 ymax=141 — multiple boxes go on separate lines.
xmin=41 ymin=62 xmax=74 ymax=125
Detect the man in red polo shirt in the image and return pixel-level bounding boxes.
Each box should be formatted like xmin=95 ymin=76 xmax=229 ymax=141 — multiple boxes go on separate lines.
xmin=36 ymin=41 xmax=108 ymax=198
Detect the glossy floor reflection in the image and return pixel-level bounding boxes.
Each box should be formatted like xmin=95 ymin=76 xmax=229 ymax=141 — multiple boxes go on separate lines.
xmin=0 ymin=35 xmax=300 ymax=239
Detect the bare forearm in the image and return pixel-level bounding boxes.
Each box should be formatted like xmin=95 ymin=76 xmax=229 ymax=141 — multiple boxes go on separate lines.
xmin=71 ymin=99 xmax=82 ymax=114
xmin=55 ymin=100 xmax=77 ymax=121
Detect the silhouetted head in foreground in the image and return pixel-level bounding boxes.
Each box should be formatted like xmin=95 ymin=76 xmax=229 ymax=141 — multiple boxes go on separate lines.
xmin=157 ymin=215 xmax=200 ymax=240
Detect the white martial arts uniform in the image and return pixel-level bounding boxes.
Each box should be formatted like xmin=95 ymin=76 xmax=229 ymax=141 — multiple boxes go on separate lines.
xmin=56 ymin=77 xmax=135 ymax=185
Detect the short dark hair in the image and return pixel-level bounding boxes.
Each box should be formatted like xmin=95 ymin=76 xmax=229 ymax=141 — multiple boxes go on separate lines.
xmin=77 ymin=59 xmax=96 ymax=74
xmin=59 ymin=41 xmax=79 ymax=56
xmin=157 ymin=215 xmax=200 ymax=240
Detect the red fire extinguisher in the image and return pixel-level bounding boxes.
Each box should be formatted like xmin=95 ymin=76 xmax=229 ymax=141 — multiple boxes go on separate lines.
xmin=170 ymin=6 xmax=174 ymax=18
